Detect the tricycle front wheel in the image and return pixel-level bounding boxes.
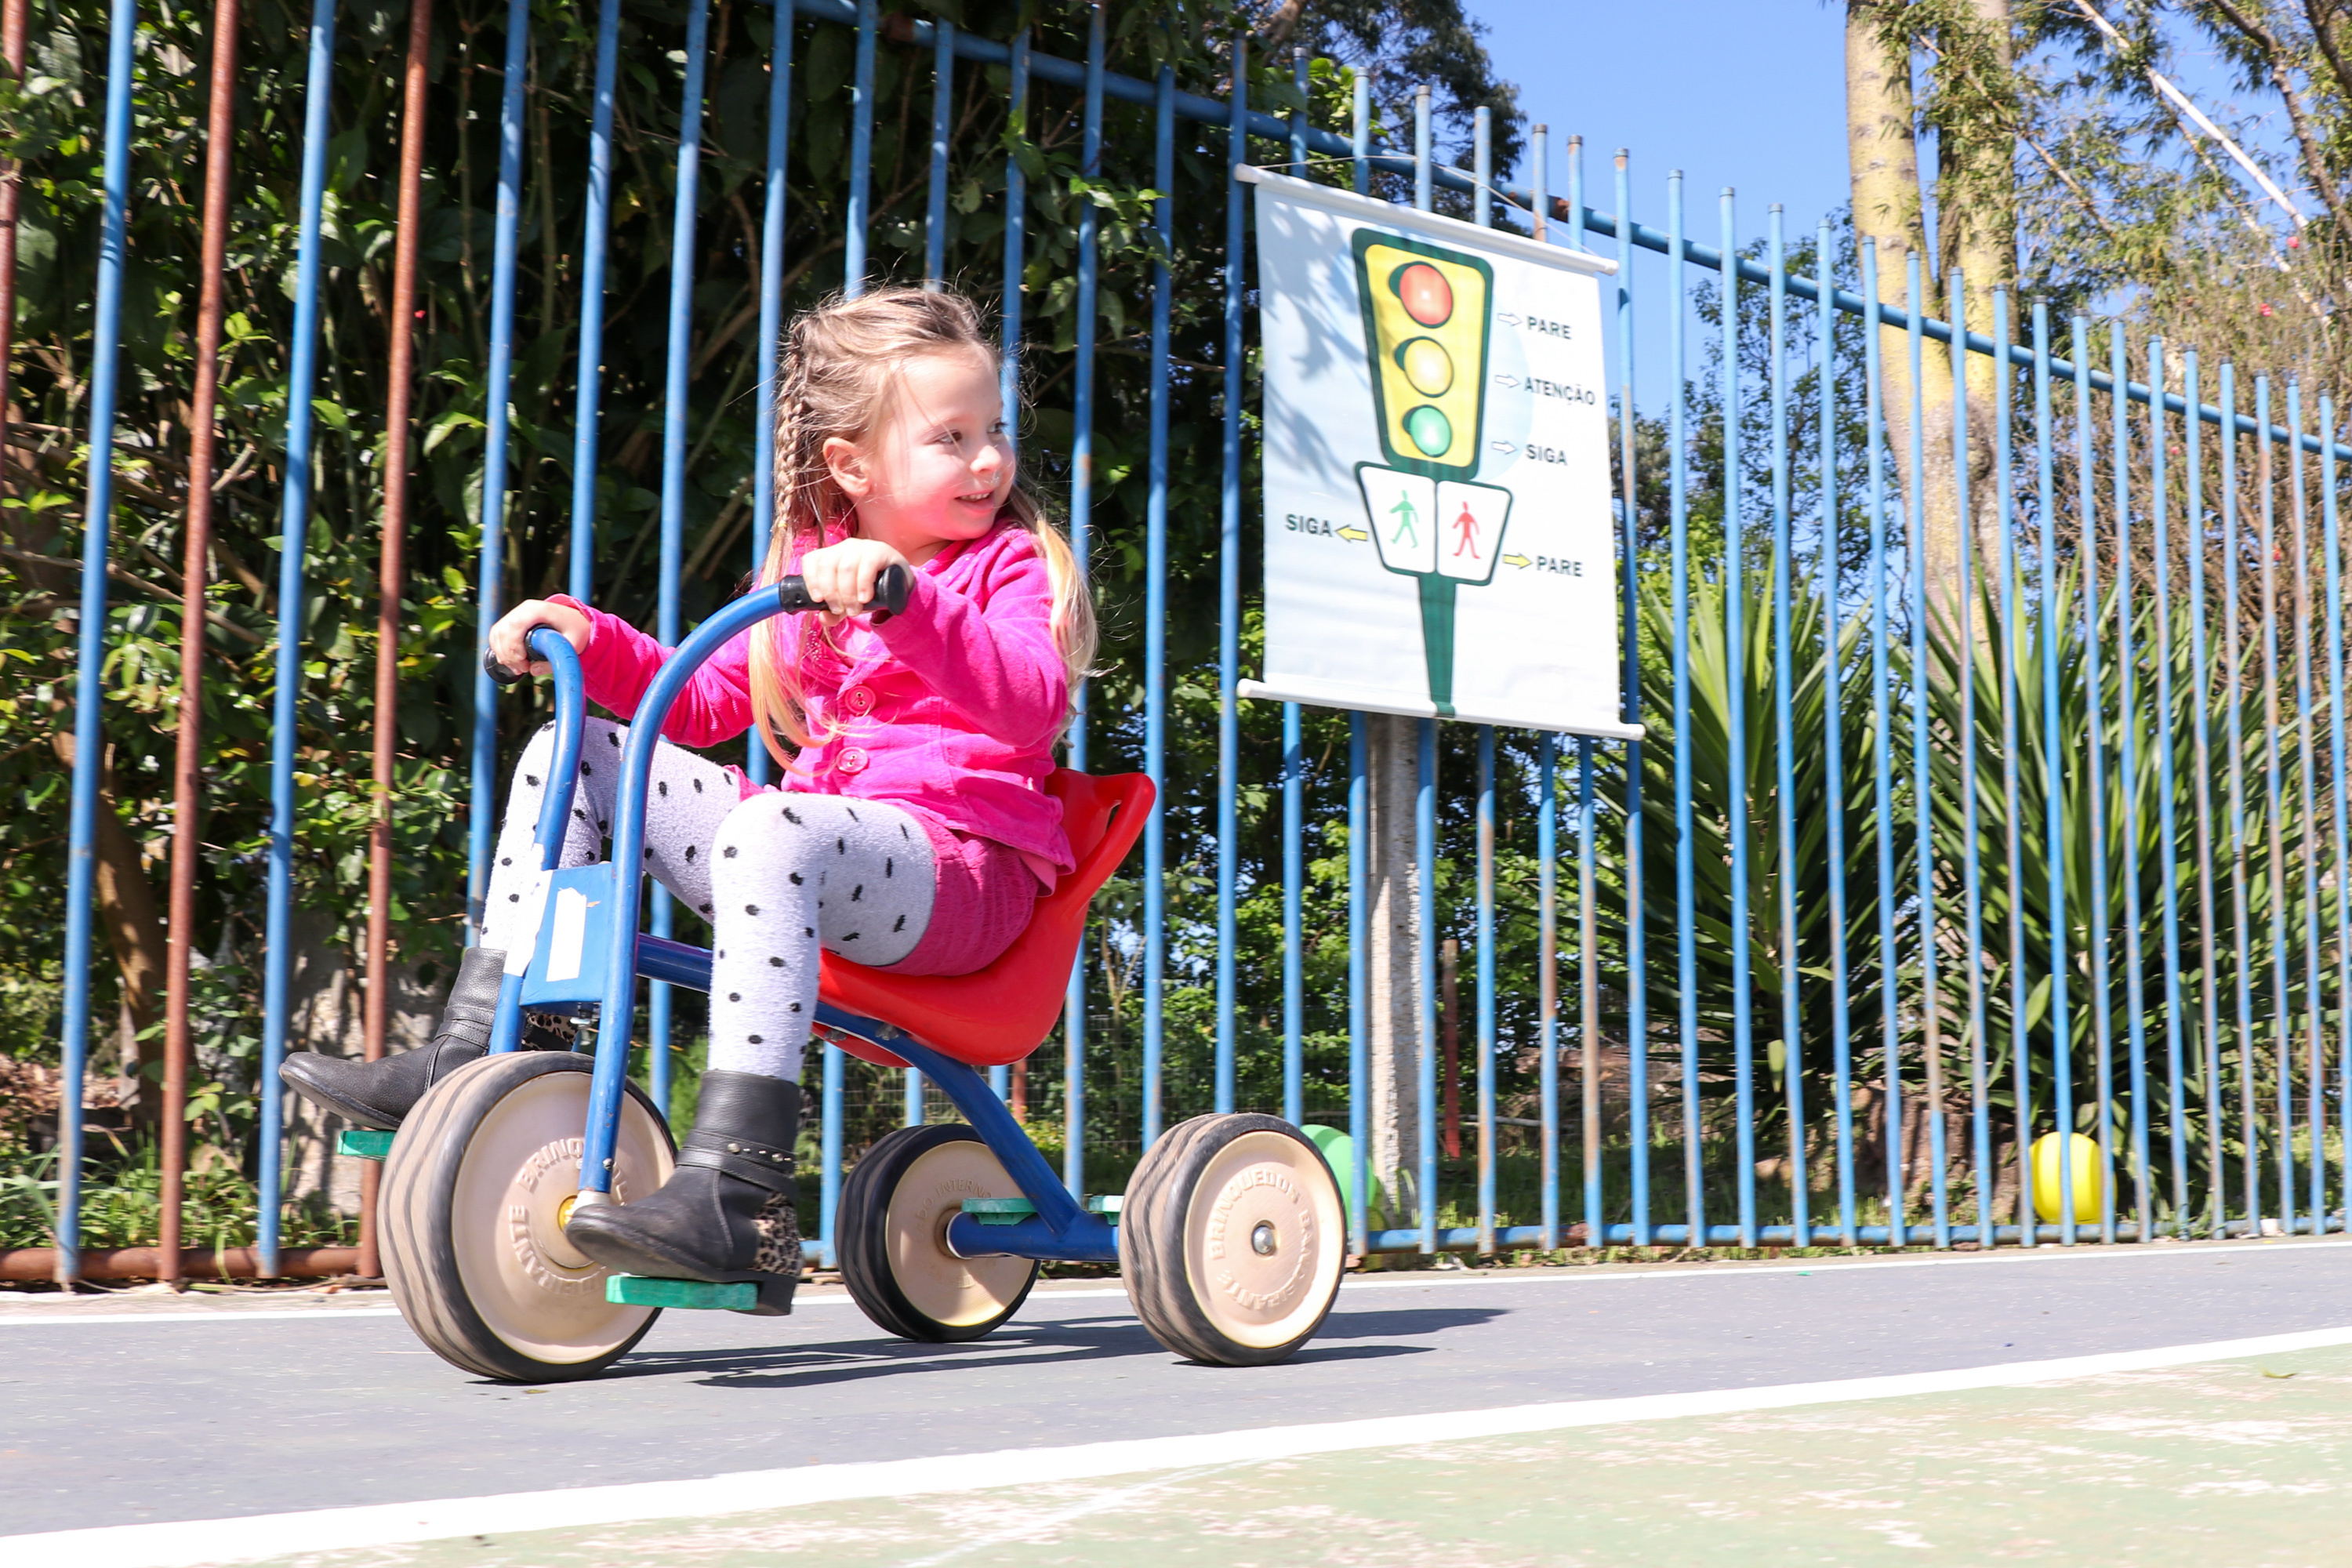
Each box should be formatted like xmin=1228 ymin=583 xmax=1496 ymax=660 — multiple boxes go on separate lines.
xmin=380 ymin=1051 xmax=674 ymax=1382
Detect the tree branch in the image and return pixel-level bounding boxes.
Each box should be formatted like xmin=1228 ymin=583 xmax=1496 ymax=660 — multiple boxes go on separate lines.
xmin=2201 ymin=0 xmax=2345 ymax=226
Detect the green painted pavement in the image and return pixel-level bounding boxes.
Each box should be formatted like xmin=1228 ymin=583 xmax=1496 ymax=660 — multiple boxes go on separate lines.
xmin=246 ymin=1345 xmax=2352 ymax=1566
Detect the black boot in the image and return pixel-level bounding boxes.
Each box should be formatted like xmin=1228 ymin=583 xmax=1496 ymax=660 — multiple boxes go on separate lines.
xmin=564 ymin=1070 xmax=804 ymax=1316
xmin=279 ymin=947 xmax=571 ymax=1130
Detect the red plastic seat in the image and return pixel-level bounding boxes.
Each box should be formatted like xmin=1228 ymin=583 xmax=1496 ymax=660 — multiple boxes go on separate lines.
xmin=816 ymin=770 xmax=1154 ymax=1069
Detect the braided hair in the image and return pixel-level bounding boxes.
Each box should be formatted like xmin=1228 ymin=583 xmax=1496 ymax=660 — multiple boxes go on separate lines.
xmin=747 ymin=286 xmax=1096 ymax=761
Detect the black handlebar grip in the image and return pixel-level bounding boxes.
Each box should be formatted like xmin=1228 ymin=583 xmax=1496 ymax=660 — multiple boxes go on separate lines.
xmin=773 ymin=562 xmax=915 ymax=624
xmin=484 ymin=647 xmax=524 ymax=685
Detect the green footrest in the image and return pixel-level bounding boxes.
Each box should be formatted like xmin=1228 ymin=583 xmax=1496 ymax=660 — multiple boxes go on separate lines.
xmin=962 ymin=1197 xmax=1038 ymax=1226
xmin=336 ymin=1130 xmax=395 ymax=1161
xmin=605 ymin=1274 xmax=757 ymax=1310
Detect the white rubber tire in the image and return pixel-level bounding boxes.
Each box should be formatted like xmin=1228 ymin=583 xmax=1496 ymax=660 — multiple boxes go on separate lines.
xmin=1119 ymin=1113 xmax=1346 ymax=1366
xmin=836 ymin=1123 xmax=1039 ymax=1342
xmin=381 ymin=1051 xmax=674 ymax=1382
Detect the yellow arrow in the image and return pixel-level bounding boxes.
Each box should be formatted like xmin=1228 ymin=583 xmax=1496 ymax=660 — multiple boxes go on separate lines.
xmin=1337 ymin=526 xmax=1370 ymax=543
xmin=1501 ymin=553 xmax=1531 ymax=568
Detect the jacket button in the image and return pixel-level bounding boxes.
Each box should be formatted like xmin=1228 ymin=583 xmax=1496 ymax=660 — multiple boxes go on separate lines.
xmin=845 ymin=684 xmax=875 ymax=715
xmin=837 ymin=746 xmax=869 ymax=774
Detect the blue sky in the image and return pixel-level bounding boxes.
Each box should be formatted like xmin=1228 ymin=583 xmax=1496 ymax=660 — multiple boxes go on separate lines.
xmin=1468 ymin=0 xmax=1856 ymax=244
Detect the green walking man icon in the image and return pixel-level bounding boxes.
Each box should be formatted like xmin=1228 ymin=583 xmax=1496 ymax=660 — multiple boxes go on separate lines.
xmin=1388 ymin=491 xmax=1420 ymax=546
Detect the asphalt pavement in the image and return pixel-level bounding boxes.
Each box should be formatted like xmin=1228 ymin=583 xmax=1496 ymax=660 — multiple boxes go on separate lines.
xmin=6 ymin=1237 xmax=2350 ymax=1538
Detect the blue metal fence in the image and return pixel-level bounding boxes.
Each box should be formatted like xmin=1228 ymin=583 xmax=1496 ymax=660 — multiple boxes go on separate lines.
xmin=56 ymin=0 xmax=2352 ymax=1278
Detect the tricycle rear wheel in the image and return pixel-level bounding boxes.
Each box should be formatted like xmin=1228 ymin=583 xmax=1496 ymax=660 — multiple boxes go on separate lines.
xmin=836 ymin=1123 xmax=1040 ymax=1342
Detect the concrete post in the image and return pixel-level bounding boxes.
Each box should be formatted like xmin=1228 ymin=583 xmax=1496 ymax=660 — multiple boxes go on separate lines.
xmin=1365 ymin=713 xmax=1424 ymax=1225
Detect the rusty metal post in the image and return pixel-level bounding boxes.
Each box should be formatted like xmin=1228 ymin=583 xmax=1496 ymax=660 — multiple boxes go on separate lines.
xmin=158 ymin=0 xmax=242 ymax=1289
xmin=0 ymin=0 xmax=27 ymax=474
xmin=360 ymin=0 xmax=434 ymax=1280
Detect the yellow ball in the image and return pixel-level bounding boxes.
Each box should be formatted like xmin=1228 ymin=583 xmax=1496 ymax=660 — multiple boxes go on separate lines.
xmin=2029 ymin=1131 xmax=2106 ymax=1223
xmin=1397 ymin=336 xmax=1454 ymax=397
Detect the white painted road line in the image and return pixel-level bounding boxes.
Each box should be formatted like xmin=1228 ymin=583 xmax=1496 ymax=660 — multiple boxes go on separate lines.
xmin=13 ymin=1324 xmax=2351 ymax=1568
xmin=6 ymin=1236 xmax=2348 ymax=1323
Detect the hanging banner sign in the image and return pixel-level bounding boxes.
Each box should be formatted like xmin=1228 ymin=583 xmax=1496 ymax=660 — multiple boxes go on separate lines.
xmin=1238 ymin=168 xmax=1639 ymax=739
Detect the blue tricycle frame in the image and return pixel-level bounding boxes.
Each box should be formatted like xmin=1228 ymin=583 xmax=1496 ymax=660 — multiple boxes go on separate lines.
xmin=494 ymin=585 xmax=1118 ymax=1271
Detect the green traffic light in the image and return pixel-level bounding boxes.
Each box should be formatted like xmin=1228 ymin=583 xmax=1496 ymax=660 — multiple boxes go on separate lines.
xmin=1403 ymin=405 xmax=1453 ymax=457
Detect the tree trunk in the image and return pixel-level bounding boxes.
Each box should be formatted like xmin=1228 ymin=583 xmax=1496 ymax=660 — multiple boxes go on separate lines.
xmin=51 ymin=732 xmax=167 ymax=1131
xmin=1846 ymin=0 xmax=1960 ymax=625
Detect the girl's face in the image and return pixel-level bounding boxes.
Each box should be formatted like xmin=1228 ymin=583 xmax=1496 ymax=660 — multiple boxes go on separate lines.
xmin=823 ymin=349 xmax=1014 ymax=564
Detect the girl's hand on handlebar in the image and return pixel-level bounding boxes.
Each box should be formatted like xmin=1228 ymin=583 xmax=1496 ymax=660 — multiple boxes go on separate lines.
xmin=799 ymin=538 xmax=913 ymax=623
xmin=488 ymin=599 xmax=592 ymax=678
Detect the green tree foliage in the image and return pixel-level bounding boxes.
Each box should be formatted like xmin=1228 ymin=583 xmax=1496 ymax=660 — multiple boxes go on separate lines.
xmin=0 ymin=1 xmax=1519 ymax=1211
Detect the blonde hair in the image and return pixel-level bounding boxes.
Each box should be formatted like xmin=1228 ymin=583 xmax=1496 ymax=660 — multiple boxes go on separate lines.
xmin=747 ymin=286 xmax=1098 ymax=760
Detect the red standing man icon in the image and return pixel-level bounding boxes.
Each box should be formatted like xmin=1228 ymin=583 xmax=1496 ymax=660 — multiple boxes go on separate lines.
xmin=1451 ymin=499 xmax=1481 ymax=559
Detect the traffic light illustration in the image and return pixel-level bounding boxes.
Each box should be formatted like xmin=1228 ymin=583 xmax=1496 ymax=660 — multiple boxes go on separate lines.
xmin=1351 ymin=230 xmax=1510 ymax=713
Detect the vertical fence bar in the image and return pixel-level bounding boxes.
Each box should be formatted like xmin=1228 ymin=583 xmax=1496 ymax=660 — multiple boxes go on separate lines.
xmin=1000 ymin=29 xmax=1028 ymax=443
xmin=1820 ymin=221 xmax=1854 ymax=1249
xmin=1282 ymin=696 xmax=1304 ymax=1126
xmin=361 ymin=0 xmax=435 ymax=1283
xmin=1995 ymin=285 xmax=2031 ymax=1247
xmin=161 ymin=0 xmax=243 ymax=1287
xmin=1767 ymin=205 xmax=1803 ymax=1247
xmin=0 ymin=0 xmax=24 ymax=473
xmin=746 ymin=0 xmax=793 ymax=793
xmin=2032 ymin=298 xmax=2071 ymax=1246
xmin=1955 ymin=280 xmax=1990 ymax=1245
xmin=1475 ymin=725 xmax=1497 ymax=1252
xmin=2173 ymin=350 xmax=2211 ymax=1232
xmin=1413 ymin=82 xmax=1437 ymax=1250
xmin=1936 ymin=276 xmax=1969 ymax=1250
xmin=566 ymin=0 xmax=622 ymax=601
xmin=1348 ymin=712 xmax=1369 ymax=1251
xmin=985 ymin=20 xmax=1027 ymax=1121
xmin=649 ymin=0 xmax=713 ymax=1123
xmin=1897 ymin=252 xmax=1926 ymax=1250
xmin=471 ymin=0 xmax=532 ymax=916
xmin=1668 ymin=169 xmax=1700 ymax=1248
xmin=843 ymin=0 xmax=876 ymax=294
xmin=924 ymin=19 xmax=953 ymax=286
xmin=57 ymin=0 xmax=142 ymax=1281
xmin=2257 ymin=375 xmax=2292 ymax=1236
xmin=1538 ymin=730 xmax=1559 ymax=1251
xmin=1579 ymin=736 xmax=1601 ymax=1244
xmin=1854 ymin=238 xmax=1887 ymax=1250
xmin=2221 ymin=361 xmax=2256 ymax=1234
xmin=1720 ymin=187 xmax=1754 ymax=1248
xmin=1060 ymin=0 xmax=1104 ymax=1194
xmin=1279 ymin=49 xmax=1308 ymax=1132
xmin=2288 ymin=382 xmax=2325 ymax=1224
xmin=2321 ymin=395 xmax=2351 ymax=1233
xmin=257 ymin=0 xmax=342 ymax=1279
xmin=2072 ymin=314 xmax=2109 ymax=1245
xmin=2120 ymin=328 xmax=2156 ymax=1240
xmin=1617 ymin=149 xmax=1650 ymax=1247
xmin=1141 ymin=64 xmax=1174 ymax=1146
xmin=1417 ymin=716 xmax=1439 ymax=1249
xmin=1533 ymin=131 xmax=1559 ymax=1254
xmin=1215 ymin=36 xmax=1247 ymax=1117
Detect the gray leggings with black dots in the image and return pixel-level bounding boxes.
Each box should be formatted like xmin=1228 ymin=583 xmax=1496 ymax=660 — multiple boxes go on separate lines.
xmin=477 ymin=718 xmax=937 ymax=1081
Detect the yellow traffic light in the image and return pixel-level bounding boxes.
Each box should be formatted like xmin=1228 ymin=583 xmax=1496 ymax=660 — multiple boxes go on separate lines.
xmin=1352 ymin=230 xmax=1493 ymax=480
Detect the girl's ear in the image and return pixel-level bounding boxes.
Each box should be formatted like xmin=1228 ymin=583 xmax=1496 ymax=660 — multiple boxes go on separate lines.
xmin=822 ymin=435 xmax=871 ymax=500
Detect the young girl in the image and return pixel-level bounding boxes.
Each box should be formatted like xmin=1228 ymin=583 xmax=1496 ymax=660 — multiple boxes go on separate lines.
xmin=281 ymin=287 xmax=1094 ymax=1309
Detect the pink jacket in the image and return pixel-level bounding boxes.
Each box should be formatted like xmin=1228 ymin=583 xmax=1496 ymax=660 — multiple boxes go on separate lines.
xmin=553 ymin=520 xmax=1073 ymax=876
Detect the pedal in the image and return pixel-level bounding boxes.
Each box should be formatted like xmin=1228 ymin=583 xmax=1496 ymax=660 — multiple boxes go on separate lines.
xmin=336 ymin=1130 xmax=395 ymax=1162
xmin=604 ymin=1274 xmax=759 ymax=1310
xmin=961 ymin=1197 xmax=1038 ymax=1226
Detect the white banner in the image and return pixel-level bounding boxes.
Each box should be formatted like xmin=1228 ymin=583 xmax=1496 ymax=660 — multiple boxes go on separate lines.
xmin=1241 ymin=168 xmax=1638 ymax=739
